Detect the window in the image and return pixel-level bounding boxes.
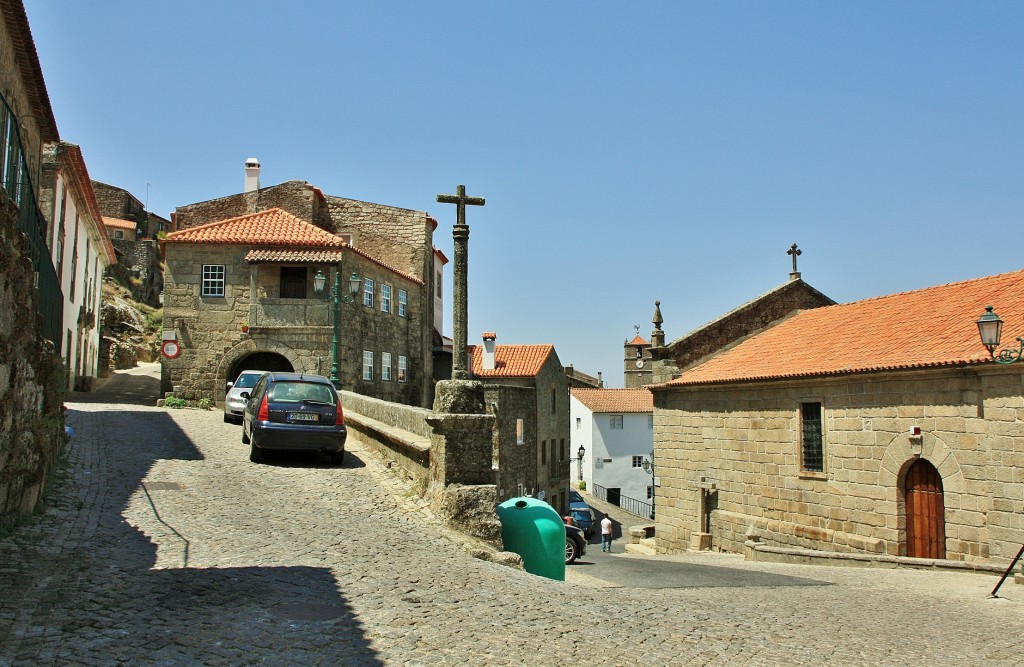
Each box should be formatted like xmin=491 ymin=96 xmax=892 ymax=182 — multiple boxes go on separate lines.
xmin=381 ymin=284 xmax=392 ymax=313
xmin=202 ymin=265 xmax=225 ymax=297
xmin=551 ymin=388 xmax=557 ymax=413
xmin=362 ymin=350 xmax=374 ymax=381
xmin=610 ymin=415 xmax=624 ymax=429
xmin=648 ymin=414 xmax=654 ymax=429
xmin=541 ymin=440 xmax=547 ymax=465
xmin=560 ymin=438 xmax=566 ymax=461
xmin=398 ymin=289 xmax=408 ymax=317
xmin=576 ymin=417 xmax=581 ymax=430
xmin=800 ymin=402 xmax=824 ymax=472
xmin=647 ymin=486 xmax=654 ymax=500
xmin=279 ymin=266 xmax=307 ymax=299
xmin=398 ymin=355 xmax=408 ymax=382
xmin=516 ymin=419 xmax=524 ymax=444
xmin=436 ymin=271 xmax=442 ymax=298
xmin=114 ymin=230 xmax=124 ymax=239
xmin=632 ymin=455 xmax=643 ymax=468
xmin=382 ymin=352 xmax=392 ymax=381
xmin=363 ymin=278 xmax=374 ymax=307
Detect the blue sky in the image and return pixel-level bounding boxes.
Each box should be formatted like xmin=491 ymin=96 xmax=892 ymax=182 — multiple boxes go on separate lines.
xmin=25 ymin=2 xmax=1024 ymax=387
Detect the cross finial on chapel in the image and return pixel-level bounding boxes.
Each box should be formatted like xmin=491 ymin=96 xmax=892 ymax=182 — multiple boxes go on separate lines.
xmin=787 ymin=243 xmax=802 ymax=281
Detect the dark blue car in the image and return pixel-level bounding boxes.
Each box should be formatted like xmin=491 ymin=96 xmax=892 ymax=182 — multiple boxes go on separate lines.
xmin=241 ymin=372 xmax=347 ymax=465
xmin=568 ymin=490 xmax=596 ymax=538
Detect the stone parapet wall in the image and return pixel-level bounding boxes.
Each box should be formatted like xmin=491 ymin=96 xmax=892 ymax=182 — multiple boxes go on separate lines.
xmin=0 ymin=191 xmax=66 ymax=528
xmin=653 ymin=367 xmax=1024 ymax=565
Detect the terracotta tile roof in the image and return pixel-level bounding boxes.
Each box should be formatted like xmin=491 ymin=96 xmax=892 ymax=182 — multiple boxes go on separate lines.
xmin=163 ymin=208 xmax=344 ymax=247
xmin=663 ymin=269 xmax=1024 ymax=387
xmin=468 ymin=344 xmax=555 ymax=378
xmin=103 ymin=217 xmax=136 ymax=230
xmin=245 ymin=249 xmax=345 ymax=264
xmin=571 ymin=388 xmax=653 ymax=413
xmin=627 ymin=335 xmax=649 ymax=346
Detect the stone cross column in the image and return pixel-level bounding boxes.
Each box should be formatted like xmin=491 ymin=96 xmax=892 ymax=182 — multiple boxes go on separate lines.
xmin=437 ymin=184 xmax=485 ymax=380
xmin=788 ymin=243 xmax=802 ymax=281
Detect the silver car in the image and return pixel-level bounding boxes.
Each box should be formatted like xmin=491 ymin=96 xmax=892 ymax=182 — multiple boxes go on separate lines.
xmin=223 ymin=370 xmax=266 ymax=423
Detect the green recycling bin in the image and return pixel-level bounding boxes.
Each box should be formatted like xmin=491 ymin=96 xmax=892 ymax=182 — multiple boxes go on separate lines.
xmin=497 ymin=497 xmax=566 ymax=581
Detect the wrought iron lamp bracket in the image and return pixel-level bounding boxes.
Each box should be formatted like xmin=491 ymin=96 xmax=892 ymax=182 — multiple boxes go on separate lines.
xmin=993 ymin=337 xmax=1024 ymax=365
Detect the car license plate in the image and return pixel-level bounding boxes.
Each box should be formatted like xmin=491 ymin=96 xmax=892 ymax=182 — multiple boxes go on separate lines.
xmin=288 ymin=412 xmax=319 ymax=422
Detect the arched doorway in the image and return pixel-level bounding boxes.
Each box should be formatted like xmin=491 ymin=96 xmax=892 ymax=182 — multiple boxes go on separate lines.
xmin=904 ymin=458 xmax=946 ymax=559
xmin=228 ymin=352 xmax=293 ymax=383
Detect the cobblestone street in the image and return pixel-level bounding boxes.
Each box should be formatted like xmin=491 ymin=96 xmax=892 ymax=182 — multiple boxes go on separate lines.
xmin=1 ymin=364 xmax=1023 ymax=665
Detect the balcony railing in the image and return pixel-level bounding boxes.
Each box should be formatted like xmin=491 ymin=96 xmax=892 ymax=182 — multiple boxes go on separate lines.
xmin=0 ymin=94 xmax=62 ymax=347
xmin=592 ymin=483 xmax=654 ymax=520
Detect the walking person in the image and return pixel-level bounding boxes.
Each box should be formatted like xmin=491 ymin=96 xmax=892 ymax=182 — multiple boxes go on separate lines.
xmin=601 ymin=513 xmax=614 ymax=552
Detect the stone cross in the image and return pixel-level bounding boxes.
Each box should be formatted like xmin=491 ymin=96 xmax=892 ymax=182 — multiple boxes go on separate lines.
xmin=437 ymin=184 xmax=485 ymax=380
xmin=787 ymin=243 xmax=802 ymax=280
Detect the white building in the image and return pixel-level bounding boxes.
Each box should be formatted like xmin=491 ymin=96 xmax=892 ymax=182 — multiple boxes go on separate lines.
xmin=570 ymin=388 xmax=654 ymax=512
xmin=41 ymin=142 xmax=116 ymax=390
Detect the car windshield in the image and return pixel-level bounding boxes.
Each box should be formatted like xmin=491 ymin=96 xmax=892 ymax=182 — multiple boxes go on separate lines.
xmin=233 ymin=373 xmax=262 ymax=388
xmin=569 ymin=490 xmax=584 ymax=503
xmin=269 ymin=382 xmax=334 ymax=404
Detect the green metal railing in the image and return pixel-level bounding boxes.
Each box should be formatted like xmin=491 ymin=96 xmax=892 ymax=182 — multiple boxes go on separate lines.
xmin=0 ymin=94 xmax=63 ymax=348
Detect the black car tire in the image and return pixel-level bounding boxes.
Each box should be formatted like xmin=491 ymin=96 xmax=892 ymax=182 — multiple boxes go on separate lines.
xmin=565 ymin=537 xmax=580 ymax=564
xmin=242 ymin=427 xmax=250 ymax=444
xmin=223 ymin=413 xmax=231 ymax=423
xmin=327 ymin=450 xmax=344 ymax=466
xmin=249 ymin=442 xmax=263 ymax=463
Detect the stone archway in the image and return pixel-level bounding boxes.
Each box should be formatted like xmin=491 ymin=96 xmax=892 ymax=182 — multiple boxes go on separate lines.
xmin=227 ymin=352 xmax=293 ymax=383
xmin=217 ymin=340 xmax=303 ymax=388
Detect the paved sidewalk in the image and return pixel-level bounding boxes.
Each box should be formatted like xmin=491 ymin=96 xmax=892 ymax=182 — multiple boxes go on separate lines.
xmin=1 ymin=365 xmax=1023 ymax=665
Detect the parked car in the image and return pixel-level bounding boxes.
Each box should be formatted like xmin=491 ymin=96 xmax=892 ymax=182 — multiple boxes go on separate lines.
xmin=223 ymin=370 xmax=267 ymax=423
xmin=241 ymin=372 xmax=346 ymax=465
xmin=565 ymin=523 xmax=587 ymax=564
xmin=568 ymin=506 xmax=596 ymax=538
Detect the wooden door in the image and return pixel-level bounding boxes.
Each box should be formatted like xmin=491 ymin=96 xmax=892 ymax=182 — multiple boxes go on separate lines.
xmin=905 ymin=459 xmax=946 ymax=559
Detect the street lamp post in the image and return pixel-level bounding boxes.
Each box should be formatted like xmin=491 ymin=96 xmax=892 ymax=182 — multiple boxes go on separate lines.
xmin=314 ymin=266 xmax=360 ymax=387
xmin=641 ymin=452 xmax=655 ymax=520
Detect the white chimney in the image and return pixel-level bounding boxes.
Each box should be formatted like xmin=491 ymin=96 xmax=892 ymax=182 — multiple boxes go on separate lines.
xmin=482 ymin=332 xmax=497 ymax=370
xmin=244 ymin=157 xmax=261 ymax=193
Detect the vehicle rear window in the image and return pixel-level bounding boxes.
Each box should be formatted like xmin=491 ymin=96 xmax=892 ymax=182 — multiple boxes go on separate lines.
xmin=233 ymin=373 xmax=262 ymax=388
xmin=269 ymin=382 xmax=334 ymax=404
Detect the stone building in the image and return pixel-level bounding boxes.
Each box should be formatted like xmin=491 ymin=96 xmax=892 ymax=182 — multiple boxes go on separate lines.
xmin=162 ymin=207 xmax=433 ymax=407
xmin=92 ymin=181 xmax=169 ymax=239
xmin=467 ymin=334 xmax=571 ymax=512
xmin=570 ymin=388 xmax=654 ymax=512
xmin=92 ymin=181 xmax=166 ymax=307
xmin=166 ymin=166 xmax=443 ymax=406
xmin=0 ymin=0 xmax=67 ymax=526
xmin=38 ymin=142 xmax=116 ymax=390
xmin=650 ymin=268 xmax=1024 ymax=567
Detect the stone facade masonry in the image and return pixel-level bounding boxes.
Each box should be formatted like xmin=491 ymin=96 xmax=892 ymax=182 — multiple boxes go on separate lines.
xmin=478 ymin=352 xmax=572 ymax=512
xmin=652 ymin=365 xmax=1024 ymax=565
xmin=171 ymin=181 xmax=437 ymax=405
xmin=0 ymin=190 xmax=66 ymax=528
xmin=162 ymin=243 xmax=428 ymax=406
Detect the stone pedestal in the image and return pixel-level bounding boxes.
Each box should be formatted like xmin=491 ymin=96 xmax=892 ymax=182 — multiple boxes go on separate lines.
xmin=690 ymin=532 xmax=712 ymax=551
xmin=432 ymin=379 xmax=485 ymax=414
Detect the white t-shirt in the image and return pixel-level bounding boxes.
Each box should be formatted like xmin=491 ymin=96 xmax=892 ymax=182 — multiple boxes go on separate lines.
xmin=601 ymin=517 xmax=613 ymax=535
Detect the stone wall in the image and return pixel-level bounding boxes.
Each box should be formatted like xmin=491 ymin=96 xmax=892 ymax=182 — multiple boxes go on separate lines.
xmin=162 ymin=243 xmax=428 ymax=406
xmin=651 ymin=280 xmax=835 ymax=384
xmin=652 ymin=366 xmax=1024 ymax=565
xmin=487 ymin=384 xmax=537 ymax=501
xmin=0 ymin=191 xmax=66 ymax=528
xmin=173 ymin=181 xmax=324 ymax=232
xmin=339 ymin=388 xmax=501 ymax=546
xmin=109 ymin=239 xmax=162 ymax=306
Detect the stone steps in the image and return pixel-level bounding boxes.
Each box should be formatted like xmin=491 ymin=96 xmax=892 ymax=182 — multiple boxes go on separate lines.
xmin=625 ymin=538 xmax=657 ymax=556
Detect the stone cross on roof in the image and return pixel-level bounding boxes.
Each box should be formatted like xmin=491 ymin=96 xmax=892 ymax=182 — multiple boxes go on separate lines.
xmin=787 ymin=243 xmax=802 ymax=281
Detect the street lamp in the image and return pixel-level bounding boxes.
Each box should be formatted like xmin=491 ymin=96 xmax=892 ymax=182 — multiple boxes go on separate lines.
xmin=314 ymin=266 xmax=360 ymax=386
xmin=976 ymin=306 xmax=1024 ymax=364
xmin=641 ymin=452 xmax=655 ymax=520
